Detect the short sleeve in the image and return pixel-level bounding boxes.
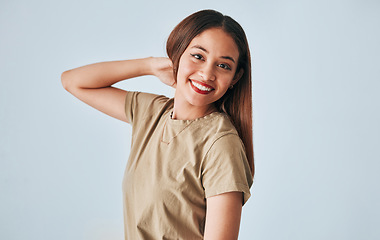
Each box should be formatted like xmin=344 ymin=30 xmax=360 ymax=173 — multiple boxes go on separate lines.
xmin=201 ymin=133 xmax=253 ymax=205
xmin=124 ymin=91 xmax=169 ymax=124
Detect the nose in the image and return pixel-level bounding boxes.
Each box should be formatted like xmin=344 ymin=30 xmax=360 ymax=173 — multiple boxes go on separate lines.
xmin=199 ymin=63 xmax=216 ymax=81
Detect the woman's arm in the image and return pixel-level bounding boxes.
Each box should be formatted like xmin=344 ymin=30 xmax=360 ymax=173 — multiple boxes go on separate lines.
xmin=61 ymin=57 xmax=174 ymax=123
xmin=204 ymin=192 xmax=243 ymax=240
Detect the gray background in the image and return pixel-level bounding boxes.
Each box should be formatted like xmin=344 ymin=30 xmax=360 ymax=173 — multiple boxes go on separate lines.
xmin=1 ymin=0 xmax=379 ymax=239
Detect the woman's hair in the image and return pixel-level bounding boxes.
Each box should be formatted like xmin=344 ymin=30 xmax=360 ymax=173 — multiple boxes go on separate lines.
xmin=166 ymin=9 xmax=254 ymax=177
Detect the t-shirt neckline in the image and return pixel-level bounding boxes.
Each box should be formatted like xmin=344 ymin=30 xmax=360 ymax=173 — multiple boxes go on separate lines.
xmin=167 ymin=110 xmax=224 ymax=126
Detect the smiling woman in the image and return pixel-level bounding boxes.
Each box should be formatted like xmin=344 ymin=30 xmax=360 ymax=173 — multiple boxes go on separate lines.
xmin=61 ymin=9 xmax=254 ymax=240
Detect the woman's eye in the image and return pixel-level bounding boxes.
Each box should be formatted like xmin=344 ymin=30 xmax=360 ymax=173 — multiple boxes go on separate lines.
xmin=190 ymin=53 xmax=203 ymax=60
xmin=218 ymin=63 xmax=231 ymax=70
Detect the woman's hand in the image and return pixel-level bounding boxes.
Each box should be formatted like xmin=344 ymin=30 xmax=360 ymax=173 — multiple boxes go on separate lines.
xmin=149 ymin=57 xmax=176 ymax=88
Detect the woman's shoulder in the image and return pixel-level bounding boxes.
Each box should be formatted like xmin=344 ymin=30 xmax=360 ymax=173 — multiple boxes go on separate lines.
xmin=125 ymin=91 xmax=173 ymax=124
xmin=203 ymin=112 xmax=239 ymax=136
xmin=188 ymin=112 xmax=242 ymax=148
xmin=126 ymin=91 xmax=172 ymax=106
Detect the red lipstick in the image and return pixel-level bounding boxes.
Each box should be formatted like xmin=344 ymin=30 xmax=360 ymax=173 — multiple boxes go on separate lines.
xmin=190 ymin=79 xmax=214 ymax=95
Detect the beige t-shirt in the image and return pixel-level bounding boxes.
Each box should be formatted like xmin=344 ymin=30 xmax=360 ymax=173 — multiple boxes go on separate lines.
xmin=122 ymin=91 xmax=253 ymax=240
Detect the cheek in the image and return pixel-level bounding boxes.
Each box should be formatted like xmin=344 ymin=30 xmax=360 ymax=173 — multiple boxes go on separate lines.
xmin=219 ymin=75 xmax=235 ymax=87
xmin=177 ymin=60 xmax=196 ymax=80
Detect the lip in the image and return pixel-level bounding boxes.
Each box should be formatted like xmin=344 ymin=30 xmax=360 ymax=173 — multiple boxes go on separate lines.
xmin=191 ymin=79 xmax=214 ymax=89
xmin=189 ymin=79 xmax=215 ymax=95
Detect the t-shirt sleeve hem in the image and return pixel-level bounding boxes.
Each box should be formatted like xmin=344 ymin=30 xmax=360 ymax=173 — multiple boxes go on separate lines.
xmin=205 ymin=183 xmax=251 ymax=206
xmin=124 ymin=91 xmax=137 ymax=123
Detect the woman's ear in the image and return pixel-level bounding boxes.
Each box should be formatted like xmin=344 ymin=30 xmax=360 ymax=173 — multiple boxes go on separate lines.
xmin=232 ymin=68 xmax=244 ymax=85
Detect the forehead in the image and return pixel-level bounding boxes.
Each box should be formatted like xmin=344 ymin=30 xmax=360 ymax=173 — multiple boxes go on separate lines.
xmin=187 ymin=28 xmax=239 ymax=60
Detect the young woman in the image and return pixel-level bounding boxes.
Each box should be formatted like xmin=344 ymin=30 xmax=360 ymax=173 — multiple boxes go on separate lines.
xmin=62 ymin=9 xmax=254 ymax=240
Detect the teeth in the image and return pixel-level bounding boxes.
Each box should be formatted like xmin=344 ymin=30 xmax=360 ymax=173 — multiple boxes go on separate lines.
xmin=192 ymin=81 xmax=213 ymax=91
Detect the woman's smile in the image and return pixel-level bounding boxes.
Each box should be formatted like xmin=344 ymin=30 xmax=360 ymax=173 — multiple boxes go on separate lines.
xmin=189 ymin=79 xmax=215 ymax=94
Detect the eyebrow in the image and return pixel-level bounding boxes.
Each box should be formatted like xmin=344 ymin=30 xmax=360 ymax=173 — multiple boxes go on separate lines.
xmin=191 ymin=45 xmax=236 ymax=63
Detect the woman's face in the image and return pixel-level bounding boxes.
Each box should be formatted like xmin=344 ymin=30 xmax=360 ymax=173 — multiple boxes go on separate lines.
xmin=175 ymin=28 xmax=240 ymax=111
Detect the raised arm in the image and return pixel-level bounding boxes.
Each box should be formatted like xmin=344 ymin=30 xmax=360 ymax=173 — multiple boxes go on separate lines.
xmin=61 ymin=57 xmax=174 ymax=123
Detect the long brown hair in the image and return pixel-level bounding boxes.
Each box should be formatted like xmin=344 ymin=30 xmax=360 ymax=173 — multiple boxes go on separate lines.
xmin=166 ymin=9 xmax=254 ymax=177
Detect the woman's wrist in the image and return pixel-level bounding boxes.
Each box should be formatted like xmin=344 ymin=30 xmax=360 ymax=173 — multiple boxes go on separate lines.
xmin=116 ymin=57 xmax=155 ymax=79
xmin=144 ymin=57 xmax=160 ymax=77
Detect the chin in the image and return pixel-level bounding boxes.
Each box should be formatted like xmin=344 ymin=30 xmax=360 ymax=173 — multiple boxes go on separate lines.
xmin=186 ymin=95 xmax=217 ymax=108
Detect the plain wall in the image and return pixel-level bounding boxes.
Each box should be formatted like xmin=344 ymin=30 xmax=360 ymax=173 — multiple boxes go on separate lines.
xmin=1 ymin=0 xmax=379 ymax=239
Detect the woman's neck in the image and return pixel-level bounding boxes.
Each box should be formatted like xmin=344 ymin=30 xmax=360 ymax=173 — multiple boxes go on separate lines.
xmin=171 ymin=98 xmax=217 ymax=120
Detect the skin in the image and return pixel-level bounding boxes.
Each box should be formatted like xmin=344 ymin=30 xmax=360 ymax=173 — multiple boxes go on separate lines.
xmin=61 ymin=28 xmax=243 ymax=239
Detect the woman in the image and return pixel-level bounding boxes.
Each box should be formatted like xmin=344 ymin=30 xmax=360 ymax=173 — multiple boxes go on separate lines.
xmin=62 ymin=9 xmax=254 ymax=240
